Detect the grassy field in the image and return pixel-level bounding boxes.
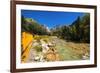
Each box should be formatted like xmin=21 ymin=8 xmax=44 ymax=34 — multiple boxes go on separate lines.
xmin=21 ymin=33 xmax=90 ymax=63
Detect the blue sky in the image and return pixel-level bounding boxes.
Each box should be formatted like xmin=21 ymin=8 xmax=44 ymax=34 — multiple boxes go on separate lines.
xmin=21 ymin=10 xmax=85 ymax=28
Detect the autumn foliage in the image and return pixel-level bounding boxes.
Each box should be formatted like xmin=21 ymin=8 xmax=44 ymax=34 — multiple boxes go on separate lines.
xmin=21 ymin=32 xmax=33 ymax=63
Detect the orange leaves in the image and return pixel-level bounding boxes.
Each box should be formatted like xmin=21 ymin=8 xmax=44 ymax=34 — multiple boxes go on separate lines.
xmin=21 ymin=32 xmax=33 ymax=63
xmin=22 ymin=32 xmax=33 ymax=50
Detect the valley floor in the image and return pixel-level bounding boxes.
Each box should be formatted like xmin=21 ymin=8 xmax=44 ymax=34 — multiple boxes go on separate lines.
xmin=21 ymin=34 xmax=90 ymax=63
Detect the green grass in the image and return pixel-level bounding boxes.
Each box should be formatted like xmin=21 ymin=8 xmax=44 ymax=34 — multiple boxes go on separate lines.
xmin=34 ymin=45 xmax=42 ymax=52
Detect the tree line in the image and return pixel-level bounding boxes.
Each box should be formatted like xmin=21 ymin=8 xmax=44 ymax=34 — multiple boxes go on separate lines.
xmin=21 ymin=13 xmax=90 ymax=43
xmin=21 ymin=16 xmax=49 ymax=35
xmin=51 ymin=13 xmax=90 ymax=43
